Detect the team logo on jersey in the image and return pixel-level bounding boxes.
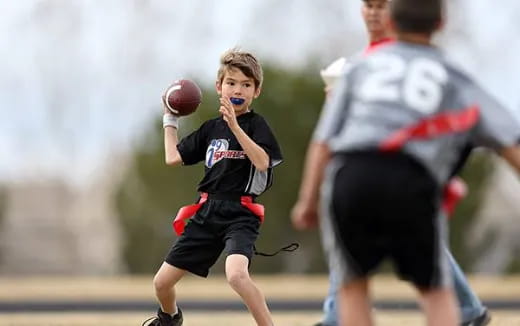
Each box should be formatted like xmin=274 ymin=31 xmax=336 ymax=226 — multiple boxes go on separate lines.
xmin=205 ymin=139 xmax=246 ymax=168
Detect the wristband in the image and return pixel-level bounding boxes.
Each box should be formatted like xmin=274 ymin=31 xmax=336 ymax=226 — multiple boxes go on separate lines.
xmin=163 ymin=113 xmax=179 ymax=129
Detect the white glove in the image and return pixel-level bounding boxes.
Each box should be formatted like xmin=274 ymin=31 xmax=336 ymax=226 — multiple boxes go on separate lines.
xmin=320 ymin=57 xmax=349 ymax=89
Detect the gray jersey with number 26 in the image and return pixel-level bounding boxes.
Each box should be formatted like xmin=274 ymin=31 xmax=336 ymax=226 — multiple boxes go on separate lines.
xmin=314 ymin=41 xmax=520 ymax=185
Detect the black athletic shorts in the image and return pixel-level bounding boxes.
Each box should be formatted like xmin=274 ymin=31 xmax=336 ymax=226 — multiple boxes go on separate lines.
xmin=321 ymin=151 xmax=451 ymax=289
xmin=165 ymin=194 xmax=261 ymax=277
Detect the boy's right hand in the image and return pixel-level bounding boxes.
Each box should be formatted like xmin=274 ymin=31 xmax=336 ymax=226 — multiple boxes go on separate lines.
xmin=162 ymin=95 xmax=169 ymax=114
xmin=291 ymin=200 xmax=319 ymax=230
xmin=162 ymin=94 xmax=179 ymax=116
xmin=162 ymin=95 xmax=180 ymax=129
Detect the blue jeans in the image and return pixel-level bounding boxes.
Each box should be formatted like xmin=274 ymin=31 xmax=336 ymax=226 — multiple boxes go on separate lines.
xmin=320 ymin=245 xmax=485 ymax=325
xmin=321 ymin=269 xmax=340 ymax=326
xmin=447 ymin=248 xmax=486 ymax=323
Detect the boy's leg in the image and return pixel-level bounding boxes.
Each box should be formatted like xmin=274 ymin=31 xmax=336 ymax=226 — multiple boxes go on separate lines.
xmin=153 ymin=262 xmax=187 ymax=314
xmin=338 ymin=278 xmax=372 ymax=326
xmin=445 ymin=247 xmax=488 ymax=323
xmin=417 ymin=286 xmax=459 ymax=326
xmin=319 ymin=155 xmax=391 ymax=326
xmin=225 ymin=254 xmax=273 ymax=326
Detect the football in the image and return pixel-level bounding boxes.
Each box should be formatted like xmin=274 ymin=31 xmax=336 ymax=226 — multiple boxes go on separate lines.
xmin=163 ymin=79 xmax=202 ymax=116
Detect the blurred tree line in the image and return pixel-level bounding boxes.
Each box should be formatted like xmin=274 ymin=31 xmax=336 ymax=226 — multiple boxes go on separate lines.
xmin=115 ymin=64 xmax=492 ymax=274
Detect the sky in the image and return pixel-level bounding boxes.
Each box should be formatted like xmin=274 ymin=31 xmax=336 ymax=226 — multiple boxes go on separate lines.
xmin=1 ymin=0 xmax=519 ymax=187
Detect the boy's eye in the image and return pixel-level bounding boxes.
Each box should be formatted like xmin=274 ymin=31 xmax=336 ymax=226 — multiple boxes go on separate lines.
xmin=244 ymin=83 xmax=251 ymax=88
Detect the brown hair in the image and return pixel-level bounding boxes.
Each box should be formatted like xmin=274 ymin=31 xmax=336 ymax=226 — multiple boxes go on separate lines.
xmin=391 ymin=0 xmax=443 ymax=34
xmin=217 ymin=48 xmax=263 ymax=89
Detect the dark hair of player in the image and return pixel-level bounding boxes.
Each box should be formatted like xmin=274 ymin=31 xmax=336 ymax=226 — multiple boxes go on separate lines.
xmin=391 ymin=0 xmax=443 ymax=34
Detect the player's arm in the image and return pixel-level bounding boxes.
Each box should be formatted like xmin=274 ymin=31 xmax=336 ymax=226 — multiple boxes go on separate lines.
xmin=230 ymin=127 xmax=269 ymax=171
xmin=164 ymin=121 xmax=183 ymax=166
xmin=468 ymin=80 xmax=520 ymax=175
xmin=162 ymin=99 xmax=183 ymax=166
xmin=298 ymin=143 xmax=331 ymax=205
xmin=219 ymin=97 xmax=270 ymax=171
xmin=291 ymin=70 xmax=352 ymax=230
xmin=291 ymin=141 xmax=331 ymax=230
xmin=500 ymin=146 xmax=520 ymax=174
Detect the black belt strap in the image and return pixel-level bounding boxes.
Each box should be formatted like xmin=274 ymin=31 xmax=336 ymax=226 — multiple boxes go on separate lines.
xmin=254 ymin=243 xmax=299 ymax=257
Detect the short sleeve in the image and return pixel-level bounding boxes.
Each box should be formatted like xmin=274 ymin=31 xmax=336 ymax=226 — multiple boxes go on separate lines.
xmin=313 ymin=69 xmax=352 ymax=144
xmin=470 ymin=83 xmax=520 ymax=150
xmin=177 ymin=121 xmax=209 ymax=165
xmin=250 ymin=115 xmax=283 ymax=167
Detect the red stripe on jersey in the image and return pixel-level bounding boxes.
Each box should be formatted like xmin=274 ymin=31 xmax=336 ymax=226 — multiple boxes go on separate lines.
xmin=379 ymin=105 xmax=480 ymax=151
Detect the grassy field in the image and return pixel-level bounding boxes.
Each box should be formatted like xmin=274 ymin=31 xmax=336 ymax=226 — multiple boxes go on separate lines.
xmin=1 ymin=275 xmax=519 ymax=300
xmin=0 ymin=311 xmax=519 ymax=326
xmin=0 ymin=275 xmax=519 ymax=325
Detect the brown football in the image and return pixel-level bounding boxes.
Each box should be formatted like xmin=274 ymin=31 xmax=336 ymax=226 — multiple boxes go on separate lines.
xmin=164 ymin=79 xmax=202 ymax=116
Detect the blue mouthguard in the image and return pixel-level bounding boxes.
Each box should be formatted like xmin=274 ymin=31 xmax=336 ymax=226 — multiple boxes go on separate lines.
xmin=230 ymin=97 xmax=245 ymax=105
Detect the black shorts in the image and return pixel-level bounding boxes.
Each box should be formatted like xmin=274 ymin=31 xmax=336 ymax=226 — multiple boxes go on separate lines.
xmin=165 ymin=195 xmax=261 ymax=277
xmin=321 ymin=151 xmax=451 ymax=289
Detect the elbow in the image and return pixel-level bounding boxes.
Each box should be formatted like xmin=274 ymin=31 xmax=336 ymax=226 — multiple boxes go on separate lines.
xmin=251 ymin=151 xmax=270 ymax=172
xmin=256 ymin=160 xmax=270 ymax=172
xmin=165 ymin=154 xmax=182 ymax=166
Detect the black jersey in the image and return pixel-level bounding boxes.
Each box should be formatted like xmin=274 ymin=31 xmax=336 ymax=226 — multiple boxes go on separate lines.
xmin=177 ymin=110 xmax=283 ymax=196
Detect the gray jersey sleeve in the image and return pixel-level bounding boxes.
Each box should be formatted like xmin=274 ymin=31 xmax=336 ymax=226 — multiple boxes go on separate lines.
xmin=313 ymin=71 xmax=352 ymax=143
xmin=469 ymin=82 xmax=520 ymax=149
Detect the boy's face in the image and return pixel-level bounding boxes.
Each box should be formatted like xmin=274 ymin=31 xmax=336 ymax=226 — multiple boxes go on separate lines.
xmin=362 ymin=0 xmax=390 ymax=35
xmin=216 ymin=67 xmax=261 ymax=115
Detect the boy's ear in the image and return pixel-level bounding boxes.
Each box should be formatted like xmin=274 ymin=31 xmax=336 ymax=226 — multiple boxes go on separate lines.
xmin=254 ymin=86 xmax=262 ymax=99
xmin=215 ymin=81 xmax=222 ymax=96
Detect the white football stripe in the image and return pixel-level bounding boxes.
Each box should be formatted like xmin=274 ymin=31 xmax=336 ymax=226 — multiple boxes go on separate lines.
xmin=165 ymin=84 xmax=182 ymax=113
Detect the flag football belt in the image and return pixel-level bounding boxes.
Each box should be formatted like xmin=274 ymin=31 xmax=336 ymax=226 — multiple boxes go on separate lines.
xmin=442 ymin=177 xmax=467 ymax=218
xmin=172 ymin=192 xmax=264 ymax=236
xmin=172 ymin=193 xmax=299 ymax=257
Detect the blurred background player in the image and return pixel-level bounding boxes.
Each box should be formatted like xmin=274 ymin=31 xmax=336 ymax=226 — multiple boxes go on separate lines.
xmin=312 ymin=2 xmax=391 ymax=324
xmin=310 ymin=1 xmax=490 ymax=325
xmin=144 ymin=48 xmax=282 ymax=326
xmin=292 ymin=0 xmax=520 ymax=324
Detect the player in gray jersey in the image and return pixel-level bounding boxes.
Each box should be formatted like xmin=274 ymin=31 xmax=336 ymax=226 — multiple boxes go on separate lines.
xmin=310 ymin=1 xmax=493 ymax=325
xmin=315 ymin=45 xmax=519 ymax=185
xmin=292 ymin=0 xmax=520 ymax=325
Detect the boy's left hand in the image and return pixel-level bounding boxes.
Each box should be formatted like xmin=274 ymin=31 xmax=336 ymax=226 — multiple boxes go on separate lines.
xmin=219 ymin=97 xmax=239 ymax=131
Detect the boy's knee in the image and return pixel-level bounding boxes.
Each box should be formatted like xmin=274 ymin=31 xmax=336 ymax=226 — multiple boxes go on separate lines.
xmin=226 ymin=269 xmax=250 ymax=288
xmin=153 ymin=273 xmax=172 ymax=293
